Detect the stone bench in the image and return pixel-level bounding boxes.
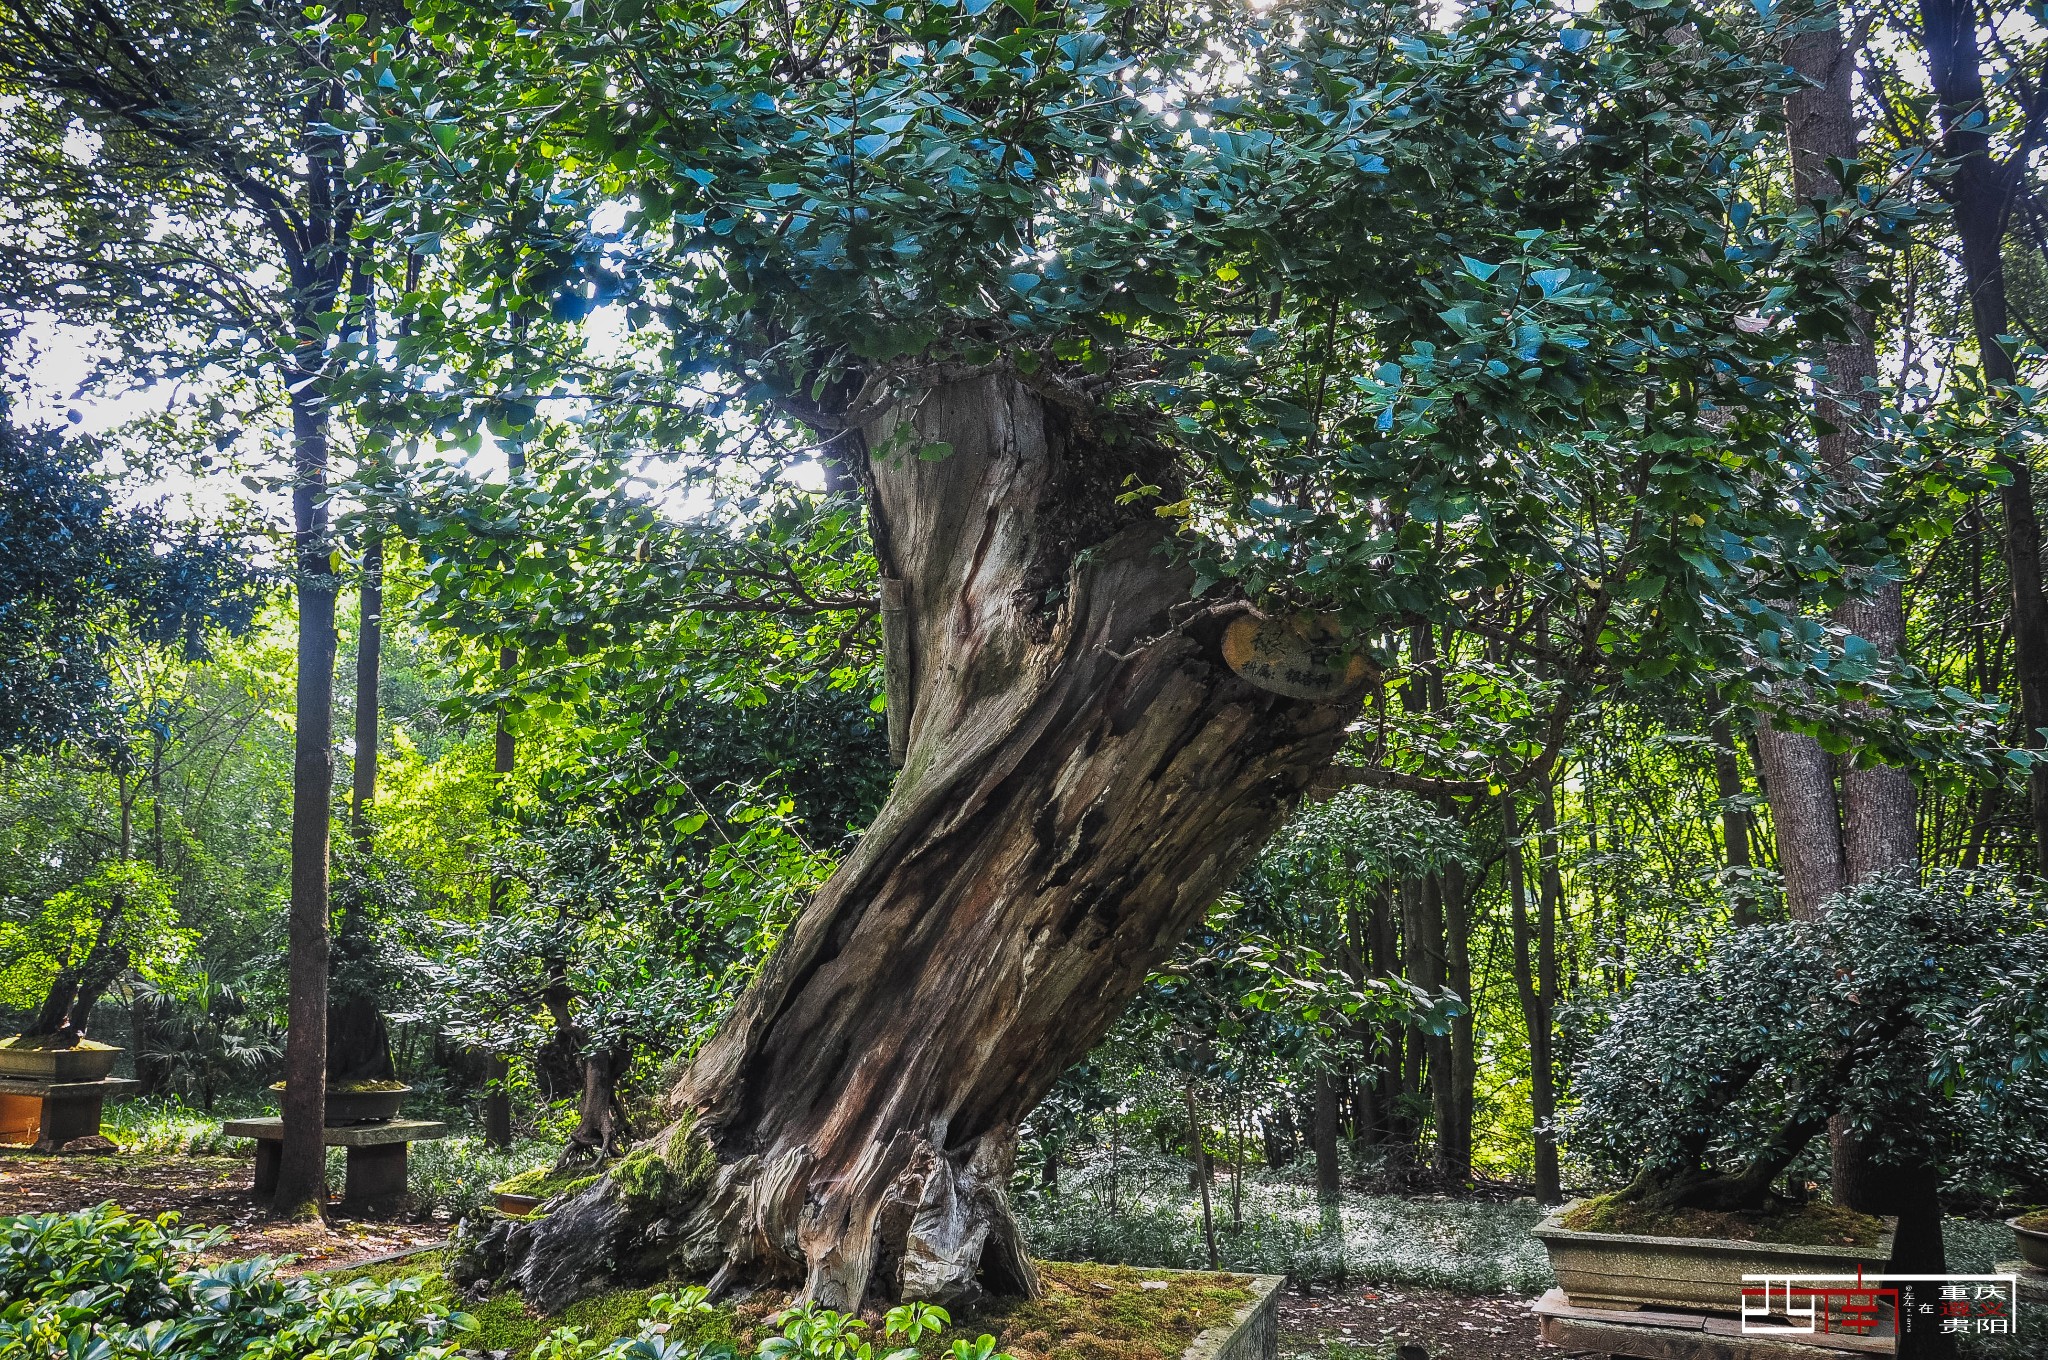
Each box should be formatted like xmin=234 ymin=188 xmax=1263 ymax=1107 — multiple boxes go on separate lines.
xmin=223 ymin=1117 xmax=447 ymax=1204
xmin=0 ymin=1077 xmax=140 ymax=1152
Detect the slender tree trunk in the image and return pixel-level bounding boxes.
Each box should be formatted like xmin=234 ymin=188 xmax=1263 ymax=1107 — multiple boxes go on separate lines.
xmin=1710 ymin=715 xmax=1759 ymax=925
xmin=329 ymin=531 xmax=395 ymax=1088
xmin=483 ymin=441 xmax=523 ymax=1148
xmin=1786 ymin=20 xmax=1944 ymax=1352
xmin=1312 ymin=1069 xmax=1342 ymax=1198
xmin=1438 ymin=861 xmax=1474 ymax=1186
xmin=480 ymin=374 xmax=1356 ymax=1311
xmin=1187 ymin=1081 xmax=1218 ymax=1270
xmin=349 ymin=532 xmax=382 ymax=848
xmin=1504 ymin=794 xmax=1560 ymax=1204
xmin=276 ymin=388 xmax=336 ymax=1219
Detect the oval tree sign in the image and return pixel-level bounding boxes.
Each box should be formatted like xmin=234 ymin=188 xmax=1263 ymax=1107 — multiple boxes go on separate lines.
xmin=1220 ymin=611 xmax=1373 ymax=700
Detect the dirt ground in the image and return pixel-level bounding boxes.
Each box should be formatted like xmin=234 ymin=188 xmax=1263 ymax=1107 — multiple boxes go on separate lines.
xmin=1277 ymin=1279 xmax=1564 ymax=1360
xmin=0 ymin=1149 xmax=447 ymax=1271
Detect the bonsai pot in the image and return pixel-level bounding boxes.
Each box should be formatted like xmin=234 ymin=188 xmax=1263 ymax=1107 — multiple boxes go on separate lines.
xmin=0 ymin=1037 xmax=121 ymax=1083
xmin=2008 ymin=1217 xmax=2048 ymax=1272
xmin=495 ymin=1191 xmax=544 ymax=1217
xmin=1533 ymin=1201 xmax=1898 ymax=1315
xmin=271 ymin=1081 xmax=409 ymax=1125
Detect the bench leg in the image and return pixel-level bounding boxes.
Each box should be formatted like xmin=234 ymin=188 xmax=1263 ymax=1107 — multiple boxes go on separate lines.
xmin=36 ymin=1092 xmax=106 ymax=1149
xmin=252 ymin=1139 xmax=281 ymax=1197
xmin=345 ymin=1142 xmax=408 ymax=1202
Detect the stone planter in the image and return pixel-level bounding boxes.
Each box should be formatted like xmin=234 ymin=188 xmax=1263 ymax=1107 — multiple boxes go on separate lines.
xmin=2008 ymin=1217 xmax=2048 ymax=1272
xmin=0 ymin=1038 xmax=121 ymax=1083
xmin=270 ymin=1082 xmax=410 ymax=1125
xmin=1182 ymin=1272 xmax=1283 ymax=1360
xmin=1532 ymin=1201 xmax=1897 ymax=1315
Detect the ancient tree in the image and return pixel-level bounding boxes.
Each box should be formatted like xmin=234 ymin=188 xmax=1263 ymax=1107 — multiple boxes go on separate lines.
xmin=392 ymin=0 xmax=1946 ymax=1310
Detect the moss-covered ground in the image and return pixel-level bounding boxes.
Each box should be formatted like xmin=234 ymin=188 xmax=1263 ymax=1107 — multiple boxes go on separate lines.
xmin=334 ymin=1252 xmax=1254 ymax=1360
xmin=1559 ymin=1192 xmax=1888 ymax=1247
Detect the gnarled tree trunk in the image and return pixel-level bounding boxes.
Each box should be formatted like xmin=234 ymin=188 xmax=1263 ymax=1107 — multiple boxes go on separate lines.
xmin=477 ymin=374 xmax=1357 ymax=1312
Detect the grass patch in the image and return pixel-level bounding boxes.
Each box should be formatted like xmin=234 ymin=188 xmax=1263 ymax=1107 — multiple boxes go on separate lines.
xmin=1559 ymin=1192 xmax=1887 ymax=1248
xmin=331 ymin=1253 xmax=1252 ymax=1360
xmin=2012 ymin=1209 xmax=2048 ymax=1233
xmin=494 ymin=1164 xmax=601 ymax=1202
xmin=101 ymin=1096 xmax=254 ymax=1156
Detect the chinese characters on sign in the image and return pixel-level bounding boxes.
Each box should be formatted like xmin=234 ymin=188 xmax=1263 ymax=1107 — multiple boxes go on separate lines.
xmin=1739 ymin=1273 xmax=2020 ymax=1338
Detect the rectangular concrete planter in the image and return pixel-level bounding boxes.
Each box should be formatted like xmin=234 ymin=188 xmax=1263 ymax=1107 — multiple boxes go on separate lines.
xmin=1532 ymin=1201 xmax=1896 ymax=1315
xmin=0 ymin=1039 xmax=121 ymax=1083
xmin=1181 ymin=1272 xmax=1284 ymax=1360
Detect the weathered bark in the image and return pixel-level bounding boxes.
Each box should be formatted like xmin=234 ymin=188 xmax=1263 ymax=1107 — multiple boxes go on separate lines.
xmin=276 ymin=386 xmax=337 ymax=1217
xmin=481 ymin=374 xmax=1356 ymax=1311
xmin=564 ymin=1042 xmax=634 ymax=1164
xmin=1754 ymin=718 xmax=1843 ymax=919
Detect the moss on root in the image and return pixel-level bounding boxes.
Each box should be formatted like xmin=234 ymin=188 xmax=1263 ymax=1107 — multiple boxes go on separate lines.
xmin=613 ymin=1116 xmax=716 ymax=1207
xmin=494 ymin=1165 xmax=602 ymax=1202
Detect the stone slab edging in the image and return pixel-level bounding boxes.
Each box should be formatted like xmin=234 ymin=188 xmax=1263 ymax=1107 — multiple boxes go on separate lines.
xmin=308 ymin=1240 xmax=451 ymax=1276
xmin=1180 ymin=1271 xmax=1285 ymax=1360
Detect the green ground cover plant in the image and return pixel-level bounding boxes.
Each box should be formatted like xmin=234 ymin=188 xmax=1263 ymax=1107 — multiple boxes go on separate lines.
xmin=0 ymin=1205 xmax=470 ymax=1360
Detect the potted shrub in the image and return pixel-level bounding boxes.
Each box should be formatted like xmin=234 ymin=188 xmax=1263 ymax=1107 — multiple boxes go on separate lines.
xmin=270 ymin=1079 xmax=410 ymax=1125
xmin=0 ymin=1034 xmax=122 ymax=1082
xmin=1 ymin=863 xmax=179 ymax=1080
xmin=1548 ymin=872 xmax=2048 ymax=1315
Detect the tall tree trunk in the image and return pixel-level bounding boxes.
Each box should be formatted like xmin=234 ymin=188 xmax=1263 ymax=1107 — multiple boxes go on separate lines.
xmin=1437 ymin=861 xmax=1474 ymax=1186
xmin=1754 ymin=720 xmax=1844 ymax=918
xmin=484 ymin=443 xmax=523 ymax=1149
xmin=1919 ymin=0 xmax=2048 ymax=876
xmin=276 ymin=388 xmax=337 ymax=1218
xmin=479 ymin=374 xmax=1355 ymax=1311
xmin=329 ymin=531 xmax=396 ymax=1088
xmin=1504 ymin=795 xmax=1557 ymax=1203
xmin=1786 ymin=18 xmax=1944 ymax=1350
